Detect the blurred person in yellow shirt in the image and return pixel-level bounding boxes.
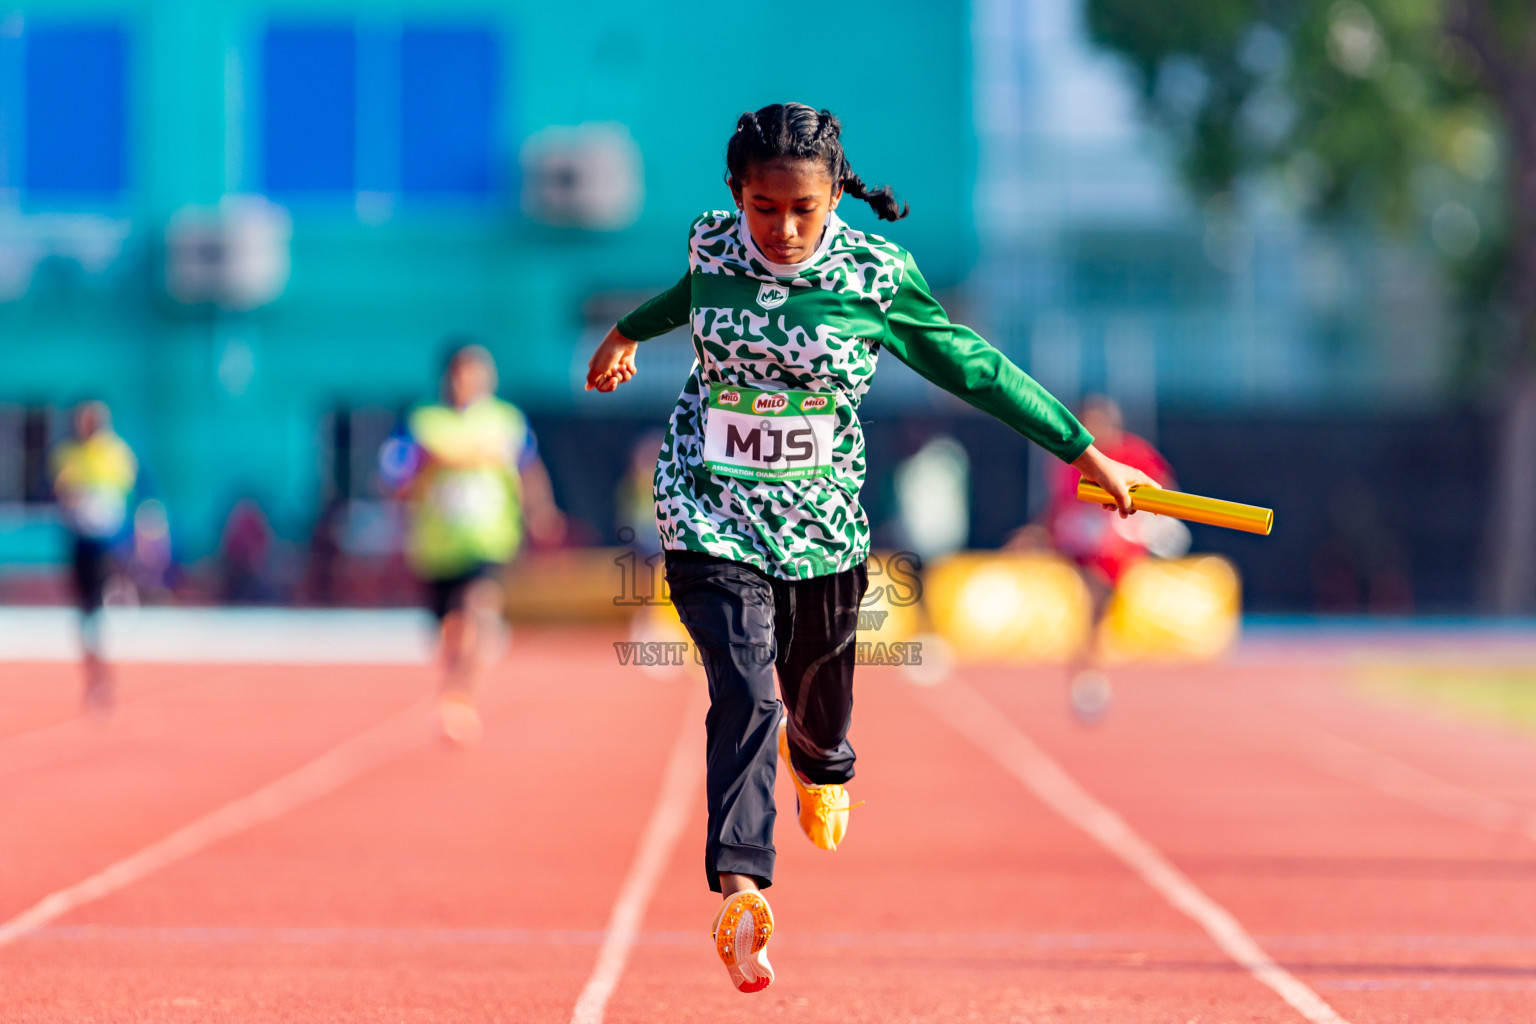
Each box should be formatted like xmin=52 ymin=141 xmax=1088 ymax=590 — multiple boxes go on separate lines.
xmin=51 ymin=401 xmax=137 ymax=716
xmin=617 ymin=431 xmax=665 ymax=554
xmin=387 ymin=344 xmax=565 ymax=746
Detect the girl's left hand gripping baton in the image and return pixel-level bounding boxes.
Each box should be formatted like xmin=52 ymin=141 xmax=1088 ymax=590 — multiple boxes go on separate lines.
xmin=1076 ymin=480 xmax=1273 ymax=536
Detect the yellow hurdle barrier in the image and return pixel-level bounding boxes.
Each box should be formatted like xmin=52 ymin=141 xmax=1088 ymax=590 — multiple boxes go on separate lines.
xmin=860 ymin=551 xmax=925 ymax=645
xmin=923 ymin=552 xmax=1093 ymax=663
xmin=1096 ymin=555 xmax=1242 ymax=663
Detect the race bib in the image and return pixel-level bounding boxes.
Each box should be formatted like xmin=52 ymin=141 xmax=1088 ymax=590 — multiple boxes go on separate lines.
xmin=67 ymin=487 xmax=128 ymax=539
xmin=703 ymin=384 xmax=836 ymax=482
xmin=431 ymin=471 xmax=506 ymax=527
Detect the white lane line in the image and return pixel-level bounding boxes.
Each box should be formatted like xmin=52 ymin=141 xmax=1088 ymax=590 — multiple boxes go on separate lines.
xmin=25 ymin=924 xmax=1536 ymax=953
xmin=1319 ymin=978 xmax=1536 ymax=992
xmin=0 ymin=674 xmax=235 ymax=784
xmin=570 ymin=683 xmax=707 ymax=1024
xmin=0 ymin=699 xmax=433 ymax=947
xmin=1282 ymin=723 xmax=1536 ymax=842
xmin=922 ymin=679 xmax=1350 ymax=1024
xmin=0 ymin=608 xmax=433 ymax=664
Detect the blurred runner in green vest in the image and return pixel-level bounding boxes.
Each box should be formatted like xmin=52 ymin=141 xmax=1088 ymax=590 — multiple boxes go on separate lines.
xmin=393 ymin=344 xmax=564 ymax=746
xmin=51 ymin=401 xmax=137 ymax=717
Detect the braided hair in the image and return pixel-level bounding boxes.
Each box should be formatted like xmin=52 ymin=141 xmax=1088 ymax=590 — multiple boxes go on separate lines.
xmin=725 ymin=103 xmax=909 ymax=222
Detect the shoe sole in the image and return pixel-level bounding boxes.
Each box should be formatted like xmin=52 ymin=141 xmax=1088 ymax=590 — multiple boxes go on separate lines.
xmin=712 ymin=891 xmax=774 ymax=993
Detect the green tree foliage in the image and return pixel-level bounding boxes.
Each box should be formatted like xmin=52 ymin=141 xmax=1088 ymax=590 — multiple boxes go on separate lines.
xmin=1088 ymin=0 xmax=1505 ymax=228
xmin=1087 ymin=0 xmax=1536 ymax=609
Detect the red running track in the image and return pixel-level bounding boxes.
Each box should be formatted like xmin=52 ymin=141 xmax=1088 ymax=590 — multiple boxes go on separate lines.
xmin=2 ymin=627 xmax=1535 ymax=1022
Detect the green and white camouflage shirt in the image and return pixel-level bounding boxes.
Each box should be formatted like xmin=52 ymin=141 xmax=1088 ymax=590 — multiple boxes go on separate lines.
xmin=618 ymin=210 xmax=1092 ymax=580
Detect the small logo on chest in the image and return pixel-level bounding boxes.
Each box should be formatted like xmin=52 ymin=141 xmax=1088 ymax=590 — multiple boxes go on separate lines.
xmin=756 ymin=282 xmax=789 ymax=309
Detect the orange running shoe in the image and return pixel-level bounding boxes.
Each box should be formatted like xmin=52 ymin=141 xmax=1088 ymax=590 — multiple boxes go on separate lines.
xmin=711 ymin=890 xmax=774 ymax=993
xmin=436 ymin=693 xmax=483 ymax=748
xmin=777 ymin=718 xmax=852 ymax=851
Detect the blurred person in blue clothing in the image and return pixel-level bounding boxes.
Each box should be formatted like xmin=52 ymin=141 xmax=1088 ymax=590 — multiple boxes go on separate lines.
xmin=219 ymin=497 xmax=281 ymax=603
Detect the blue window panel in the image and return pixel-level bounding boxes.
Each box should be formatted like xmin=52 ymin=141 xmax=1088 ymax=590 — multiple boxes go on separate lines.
xmin=262 ymin=25 xmax=355 ymax=194
xmin=399 ymin=27 xmax=496 ymax=196
xmin=0 ymin=33 xmax=22 ymax=191
xmin=24 ymin=24 xmax=127 ymax=196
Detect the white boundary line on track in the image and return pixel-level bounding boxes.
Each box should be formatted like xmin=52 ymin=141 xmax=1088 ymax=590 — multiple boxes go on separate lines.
xmin=570 ymin=682 xmax=707 ymax=1024
xmin=0 ymin=672 xmax=239 ymax=784
xmin=923 ymin=679 xmax=1351 ymax=1024
xmin=1283 ymin=722 xmax=1536 ymax=842
xmin=0 ymin=608 xmax=434 ymax=664
xmin=25 ymin=924 xmax=1536 ymax=953
xmin=0 ymin=699 xmax=432 ymax=947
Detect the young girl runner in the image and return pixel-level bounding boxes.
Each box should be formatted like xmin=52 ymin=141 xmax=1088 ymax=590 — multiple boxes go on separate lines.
xmin=586 ymin=102 xmax=1151 ymax=993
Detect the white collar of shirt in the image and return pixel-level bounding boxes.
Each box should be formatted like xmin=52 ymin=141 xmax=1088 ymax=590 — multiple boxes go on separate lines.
xmin=737 ymin=210 xmax=843 ymax=278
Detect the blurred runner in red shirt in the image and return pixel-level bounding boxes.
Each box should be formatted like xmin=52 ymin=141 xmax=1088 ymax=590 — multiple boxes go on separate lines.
xmin=1044 ymin=395 xmax=1177 ymax=587
xmin=1010 ymin=395 xmax=1186 ymax=722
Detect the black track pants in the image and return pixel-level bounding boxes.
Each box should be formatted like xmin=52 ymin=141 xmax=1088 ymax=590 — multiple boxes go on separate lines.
xmin=664 ymin=550 xmax=868 ymax=892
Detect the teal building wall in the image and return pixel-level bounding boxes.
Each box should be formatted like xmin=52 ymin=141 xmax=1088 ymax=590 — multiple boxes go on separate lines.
xmin=0 ymin=1 xmax=976 ymax=563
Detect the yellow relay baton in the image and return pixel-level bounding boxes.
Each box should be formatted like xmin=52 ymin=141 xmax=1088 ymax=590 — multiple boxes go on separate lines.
xmin=1076 ymin=480 xmax=1273 ymax=536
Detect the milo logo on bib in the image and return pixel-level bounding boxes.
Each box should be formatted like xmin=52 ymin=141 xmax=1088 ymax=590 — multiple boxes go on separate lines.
xmin=704 ymin=383 xmax=836 ymax=482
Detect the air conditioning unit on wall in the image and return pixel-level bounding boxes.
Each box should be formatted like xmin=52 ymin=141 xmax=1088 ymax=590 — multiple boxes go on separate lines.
xmin=520 ymin=122 xmax=643 ymax=231
xmin=165 ymin=195 xmax=292 ymax=311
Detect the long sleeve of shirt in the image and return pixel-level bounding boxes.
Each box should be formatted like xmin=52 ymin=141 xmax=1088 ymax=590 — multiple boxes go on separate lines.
xmin=881 ymin=254 xmax=1093 ymax=463
xmin=616 ymin=272 xmax=691 ymax=341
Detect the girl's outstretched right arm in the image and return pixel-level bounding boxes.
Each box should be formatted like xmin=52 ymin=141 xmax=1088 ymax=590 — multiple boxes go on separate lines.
xmin=586 ymin=271 xmax=691 ymax=393
xmin=882 ymin=253 xmax=1154 ymax=515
